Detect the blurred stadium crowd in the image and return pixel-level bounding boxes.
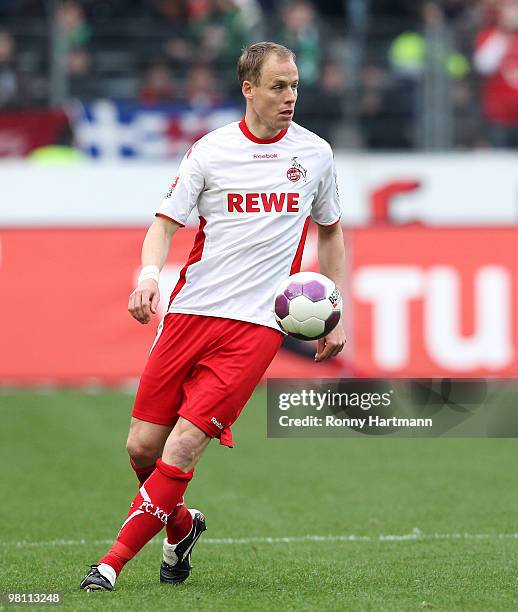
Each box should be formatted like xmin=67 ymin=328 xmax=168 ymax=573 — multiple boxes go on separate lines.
xmin=1 ymin=0 xmax=518 ymax=150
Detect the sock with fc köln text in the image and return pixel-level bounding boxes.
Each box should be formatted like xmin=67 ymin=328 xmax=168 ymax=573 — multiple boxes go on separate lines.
xmin=129 ymin=459 xmax=193 ymax=545
xmin=99 ymin=459 xmax=193 ymax=577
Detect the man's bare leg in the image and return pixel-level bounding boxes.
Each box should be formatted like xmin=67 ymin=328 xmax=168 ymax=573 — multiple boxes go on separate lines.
xmin=80 ymin=418 xmax=211 ymax=590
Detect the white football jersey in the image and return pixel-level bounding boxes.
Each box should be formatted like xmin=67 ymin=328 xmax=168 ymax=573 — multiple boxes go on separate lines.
xmin=156 ymin=118 xmax=341 ymax=331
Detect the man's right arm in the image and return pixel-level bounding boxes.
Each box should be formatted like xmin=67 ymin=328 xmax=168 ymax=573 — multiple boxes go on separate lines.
xmin=128 ymin=216 xmax=181 ymax=325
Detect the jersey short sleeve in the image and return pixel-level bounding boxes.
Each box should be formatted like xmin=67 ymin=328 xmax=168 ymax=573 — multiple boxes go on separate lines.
xmin=156 ymin=142 xmax=206 ymax=226
xmin=310 ymin=142 xmax=341 ymax=226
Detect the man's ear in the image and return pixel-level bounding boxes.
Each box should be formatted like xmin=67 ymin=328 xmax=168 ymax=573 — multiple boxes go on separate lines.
xmin=242 ymin=80 xmax=254 ymax=101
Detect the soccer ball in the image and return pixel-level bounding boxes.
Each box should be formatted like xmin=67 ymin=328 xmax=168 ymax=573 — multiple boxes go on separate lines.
xmin=273 ymin=271 xmax=342 ymax=340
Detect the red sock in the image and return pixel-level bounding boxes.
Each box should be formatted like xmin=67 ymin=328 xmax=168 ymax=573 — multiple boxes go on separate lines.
xmin=166 ymin=500 xmax=193 ymax=544
xmin=99 ymin=459 xmax=193 ymax=576
xmin=130 ymin=458 xmax=154 ymax=486
xmin=130 ymin=458 xmax=192 ymax=543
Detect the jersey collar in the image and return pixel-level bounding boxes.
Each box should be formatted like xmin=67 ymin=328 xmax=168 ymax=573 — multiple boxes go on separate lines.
xmin=239 ymin=117 xmax=288 ymax=144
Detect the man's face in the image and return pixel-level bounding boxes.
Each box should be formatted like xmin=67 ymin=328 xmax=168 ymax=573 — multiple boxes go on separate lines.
xmin=245 ymin=54 xmax=299 ymax=132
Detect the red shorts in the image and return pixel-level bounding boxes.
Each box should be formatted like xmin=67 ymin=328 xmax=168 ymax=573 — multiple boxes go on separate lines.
xmin=132 ymin=313 xmax=283 ymax=447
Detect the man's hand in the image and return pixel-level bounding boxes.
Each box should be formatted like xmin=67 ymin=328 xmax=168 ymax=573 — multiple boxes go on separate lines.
xmin=128 ymin=279 xmax=160 ymax=324
xmin=315 ymin=321 xmax=346 ymax=362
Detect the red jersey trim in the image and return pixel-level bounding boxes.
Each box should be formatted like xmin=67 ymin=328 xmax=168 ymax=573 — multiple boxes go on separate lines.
xmin=169 ymin=216 xmax=207 ymax=307
xmin=290 ymin=216 xmax=310 ymax=275
xmin=314 ymin=216 xmax=342 ymax=228
xmin=239 ymin=117 xmax=288 ymax=144
xmin=155 ymin=213 xmax=185 ymax=227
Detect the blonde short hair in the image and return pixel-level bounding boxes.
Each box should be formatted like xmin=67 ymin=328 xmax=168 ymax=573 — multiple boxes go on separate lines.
xmin=237 ymin=42 xmax=296 ymax=85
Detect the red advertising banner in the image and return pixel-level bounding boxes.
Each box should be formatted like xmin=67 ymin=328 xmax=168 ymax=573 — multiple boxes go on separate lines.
xmin=0 ymin=109 xmax=70 ymax=157
xmin=349 ymin=227 xmax=517 ymax=377
xmin=1 ymin=226 xmax=516 ymax=384
xmin=0 ymin=227 xmax=342 ymax=384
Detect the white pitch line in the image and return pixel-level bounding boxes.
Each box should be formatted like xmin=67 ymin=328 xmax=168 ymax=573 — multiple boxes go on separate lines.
xmin=3 ymin=530 xmax=518 ymax=549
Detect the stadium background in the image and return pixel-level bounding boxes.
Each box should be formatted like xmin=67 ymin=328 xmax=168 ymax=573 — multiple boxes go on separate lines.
xmin=2 ymin=1 xmax=518 ymax=610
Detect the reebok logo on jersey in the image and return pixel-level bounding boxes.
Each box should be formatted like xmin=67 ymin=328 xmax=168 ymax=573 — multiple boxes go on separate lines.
xmin=227 ymin=192 xmax=299 ymax=214
xmin=253 ymin=153 xmax=278 ymax=159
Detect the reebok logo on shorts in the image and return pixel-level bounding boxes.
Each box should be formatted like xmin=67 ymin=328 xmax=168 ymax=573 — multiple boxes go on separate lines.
xmin=211 ymin=416 xmax=224 ymax=430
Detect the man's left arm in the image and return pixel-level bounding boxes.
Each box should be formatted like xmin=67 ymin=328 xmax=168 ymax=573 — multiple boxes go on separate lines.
xmin=315 ymin=222 xmax=346 ymax=362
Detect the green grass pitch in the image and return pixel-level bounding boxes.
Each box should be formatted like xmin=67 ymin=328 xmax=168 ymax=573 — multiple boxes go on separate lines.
xmin=1 ymin=388 xmax=518 ymax=611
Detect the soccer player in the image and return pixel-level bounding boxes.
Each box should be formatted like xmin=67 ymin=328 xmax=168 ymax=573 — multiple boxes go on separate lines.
xmin=80 ymin=41 xmax=346 ymax=591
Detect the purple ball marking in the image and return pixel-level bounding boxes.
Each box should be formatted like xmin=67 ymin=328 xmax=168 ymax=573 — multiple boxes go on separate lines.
xmin=324 ymin=309 xmax=341 ymax=335
xmin=284 ymin=282 xmax=303 ymax=300
xmin=275 ymin=294 xmax=290 ymax=319
xmin=302 ymin=280 xmax=326 ymax=302
xmin=289 ymin=332 xmax=311 ymax=341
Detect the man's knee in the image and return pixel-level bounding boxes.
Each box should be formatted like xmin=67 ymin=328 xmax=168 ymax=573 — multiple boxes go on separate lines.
xmin=126 ymin=419 xmax=171 ymax=467
xmin=162 ymin=418 xmax=211 ymax=471
xmin=167 ymin=432 xmax=200 ymax=467
xmin=126 ymin=437 xmax=160 ymax=467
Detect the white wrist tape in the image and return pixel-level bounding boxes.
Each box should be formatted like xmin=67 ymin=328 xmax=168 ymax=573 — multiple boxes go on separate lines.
xmin=137 ymin=265 xmax=160 ymax=286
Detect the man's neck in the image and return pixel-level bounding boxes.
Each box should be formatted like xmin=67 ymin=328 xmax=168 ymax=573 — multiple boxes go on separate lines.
xmin=244 ymin=110 xmax=282 ymax=140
